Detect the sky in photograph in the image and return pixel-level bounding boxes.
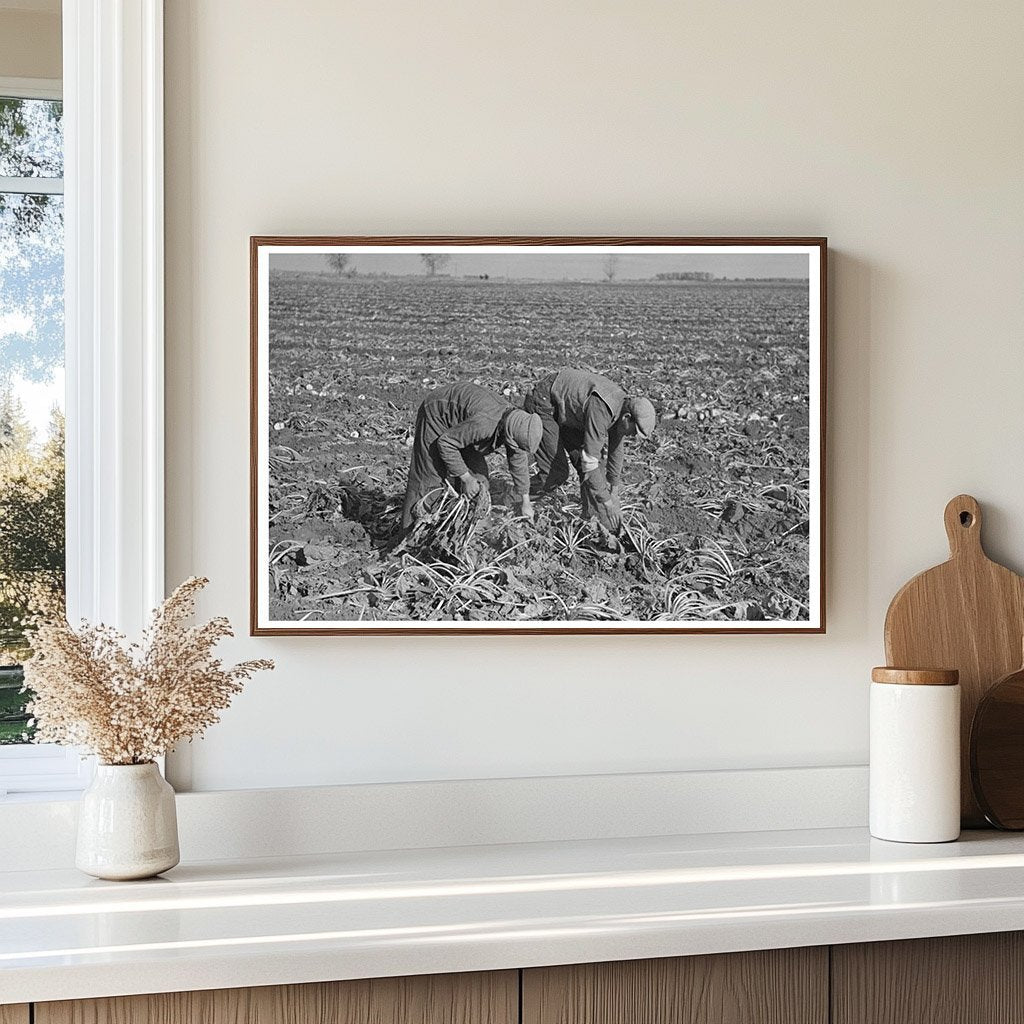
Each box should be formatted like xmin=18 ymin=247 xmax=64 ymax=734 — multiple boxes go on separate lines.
xmin=270 ymin=250 xmax=811 ymax=280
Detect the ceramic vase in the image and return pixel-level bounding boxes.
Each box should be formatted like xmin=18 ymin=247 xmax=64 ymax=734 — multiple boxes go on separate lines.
xmin=76 ymin=762 xmax=180 ymax=880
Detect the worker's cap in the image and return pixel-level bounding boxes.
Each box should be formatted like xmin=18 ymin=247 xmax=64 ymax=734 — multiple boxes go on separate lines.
xmin=626 ymin=397 xmax=657 ymax=438
xmin=505 ymin=409 xmax=543 ymax=453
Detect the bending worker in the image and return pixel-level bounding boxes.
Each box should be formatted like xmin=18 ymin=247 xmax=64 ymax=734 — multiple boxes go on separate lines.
xmin=524 ymin=368 xmax=656 ymax=533
xmin=401 ymin=382 xmax=543 ymax=531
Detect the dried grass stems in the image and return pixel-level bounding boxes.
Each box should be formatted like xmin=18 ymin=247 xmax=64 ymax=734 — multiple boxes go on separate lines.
xmin=23 ymin=577 xmax=273 ymax=765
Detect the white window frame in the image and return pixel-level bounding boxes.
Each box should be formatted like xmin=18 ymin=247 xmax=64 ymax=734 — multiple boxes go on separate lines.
xmin=0 ymin=77 xmax=61 ymax=101
xmin=0 ymin=76 xmax=64 ymax=192
xmin=0 ymin=0 xmax=164 ymax=797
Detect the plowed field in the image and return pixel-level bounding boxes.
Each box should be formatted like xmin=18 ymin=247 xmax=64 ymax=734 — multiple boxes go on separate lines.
xmin=266 ymin=273 xmax=812 ymax=624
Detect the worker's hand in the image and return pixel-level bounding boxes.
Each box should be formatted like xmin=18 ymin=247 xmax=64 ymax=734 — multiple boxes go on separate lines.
xmin=519 ymin=497 xmax=535 ymax=522
xmin=606 ymin=494 xmax=623 ymax=532
xmin=459 ymin=472 xmax=481 ymax=498
xmin=608 ymin=482 xmax=620 ymax=499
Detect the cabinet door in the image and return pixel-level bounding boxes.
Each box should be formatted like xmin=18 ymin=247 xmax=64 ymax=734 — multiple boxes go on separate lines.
xmin=832 ymin=932 xmax=1024 ymax=1024
xmin=36 ymin=971 xmax=517 ymax=1024
xmin=0 ymin=1007 xmax=29 ymax=1024
xmin=523 ymin=948 xmax=828 ymax=1024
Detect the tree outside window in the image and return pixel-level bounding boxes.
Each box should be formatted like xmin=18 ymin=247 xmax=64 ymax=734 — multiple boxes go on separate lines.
xmin=0 ymin=94 xmax=65 ymax=744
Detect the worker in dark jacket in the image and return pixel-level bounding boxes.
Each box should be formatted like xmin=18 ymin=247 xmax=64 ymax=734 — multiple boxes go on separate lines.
xmin=523 ymin=368 xmax=656 ymax=532
xmin=401 ymin=382 xmax=543 ymax=530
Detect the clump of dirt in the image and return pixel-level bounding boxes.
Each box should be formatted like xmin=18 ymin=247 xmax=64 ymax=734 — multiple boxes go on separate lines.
xmin=288 ymin=519 xmax=339 ymax=544
xmin=647 ymin=503 xmax=706 ymax=535
xmin=333 ymin=519 xmax=372 ymax=549
xmin=271 ymin=517 xmax=374 ymax=571
xmin=660 ymin=454 xmax=713 ymax=480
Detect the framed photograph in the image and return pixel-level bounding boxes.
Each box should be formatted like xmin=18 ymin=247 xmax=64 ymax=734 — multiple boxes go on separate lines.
xmin=251 ymin=236 xmax=826 ymax=635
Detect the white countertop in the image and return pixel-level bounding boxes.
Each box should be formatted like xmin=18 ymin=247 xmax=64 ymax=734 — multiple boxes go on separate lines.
xmin=4 ymin=826 xmax=1024 ymax=1004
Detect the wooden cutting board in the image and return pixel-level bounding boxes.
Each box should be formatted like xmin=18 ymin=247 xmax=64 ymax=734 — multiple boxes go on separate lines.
xmin=884 ymin=494 xmax=1024 ymax=826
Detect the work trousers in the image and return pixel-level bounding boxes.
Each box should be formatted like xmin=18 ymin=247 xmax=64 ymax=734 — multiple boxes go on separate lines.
xmin=523 ymin=374 xmax=612 ymax=521
xmin=401 ymin=419 xmax=490 ymax=530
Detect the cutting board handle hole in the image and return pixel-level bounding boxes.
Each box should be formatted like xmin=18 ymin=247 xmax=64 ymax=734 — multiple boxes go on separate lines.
xmin=944 ymin=495 xmax=982 ymax=554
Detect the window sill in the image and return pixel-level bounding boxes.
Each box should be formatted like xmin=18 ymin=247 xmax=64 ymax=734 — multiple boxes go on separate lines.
xmin=0 ymin=765 xmax=868 ymax=869
xmin=0 ymin=789 xmax=86 ymax=804
xmin=0 ymin=746 xmax=94 ymax=799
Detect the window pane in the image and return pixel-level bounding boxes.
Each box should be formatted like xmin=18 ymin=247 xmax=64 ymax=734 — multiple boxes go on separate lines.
xmin=0 ymin=98 xmax=63 ymax=179
xmin=0 ymin=664 xmax=28 ymax=743
xmin=0 ymin=188 xmax=65 ymax=744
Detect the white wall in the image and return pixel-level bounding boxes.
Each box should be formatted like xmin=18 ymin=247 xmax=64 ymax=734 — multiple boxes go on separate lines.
xmin=164 ymin=1 xmax=1024 ymax=792
xmin=0 ymin=7 xmax=61 ymax=81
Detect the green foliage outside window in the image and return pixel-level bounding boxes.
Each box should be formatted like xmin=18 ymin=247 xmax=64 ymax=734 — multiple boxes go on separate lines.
xmin=0 ymin=96 xmax=66 ymax=743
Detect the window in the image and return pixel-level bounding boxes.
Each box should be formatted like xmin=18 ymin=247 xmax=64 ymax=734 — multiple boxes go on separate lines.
xmin=0 ymin=79 xmax=81 ymax=795
xmin=0 ymin=88 xmax=64 ymax=739
xmin=0 ymin=4 xmax=166 ymax=798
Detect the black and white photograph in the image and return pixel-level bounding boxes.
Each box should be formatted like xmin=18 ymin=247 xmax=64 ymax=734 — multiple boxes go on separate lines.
xmin=251 ymin=238 xmax=825 ymax=634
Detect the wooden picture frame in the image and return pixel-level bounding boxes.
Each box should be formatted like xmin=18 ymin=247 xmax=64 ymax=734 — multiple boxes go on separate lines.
xmin=251 ymin=236 xmax=826 ymax=635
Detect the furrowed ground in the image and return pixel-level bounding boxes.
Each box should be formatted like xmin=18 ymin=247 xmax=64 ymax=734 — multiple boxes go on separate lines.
xmin=267 ymin=273 xmax=812 ymax=624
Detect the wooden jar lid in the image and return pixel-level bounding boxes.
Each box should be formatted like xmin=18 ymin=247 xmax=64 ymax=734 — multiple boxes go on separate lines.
xmin=871 ymin=667 xmax=960 ymax=686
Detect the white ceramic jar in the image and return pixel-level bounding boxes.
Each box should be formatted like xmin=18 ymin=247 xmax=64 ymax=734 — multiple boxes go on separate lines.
xmin=870 ymin=667 xmax=961 ymax=843
xmin=76 ymin=762 xmax=180 ymax=880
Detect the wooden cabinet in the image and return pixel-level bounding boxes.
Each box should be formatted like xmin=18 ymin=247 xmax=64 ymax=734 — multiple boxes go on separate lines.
xmin=34 ymin=972 xmax=517 ymax=1024
xmin=522 ymin=948 xmax=828 ymax=1024
xmin=14 ymin=933 xmax=1024 ymax=1024
xmin=832 ymin=932 xmax=1024 ymax=1024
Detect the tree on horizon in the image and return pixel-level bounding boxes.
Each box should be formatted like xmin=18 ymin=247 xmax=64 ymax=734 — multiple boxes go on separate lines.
xmin=420 ymin=254 xmax=451 ymax=277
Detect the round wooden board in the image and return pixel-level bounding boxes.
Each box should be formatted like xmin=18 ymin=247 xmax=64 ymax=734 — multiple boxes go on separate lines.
xmin=971 ymin=664 xmax=1024 ymax=829
xmin=885 ymin=495 xmax=1024 ymax=827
